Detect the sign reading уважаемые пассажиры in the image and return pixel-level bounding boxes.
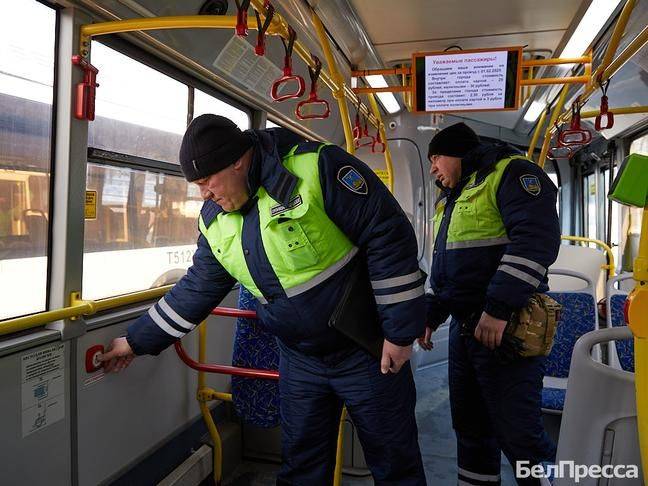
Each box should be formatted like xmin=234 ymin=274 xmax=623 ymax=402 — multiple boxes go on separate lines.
xmin=413 ymin=47 xmax=521 ymax=113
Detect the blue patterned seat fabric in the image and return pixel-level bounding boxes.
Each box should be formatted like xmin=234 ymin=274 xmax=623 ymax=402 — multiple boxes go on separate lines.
xmin=610 ymin=293 xmax=634 ymax=372
xmin=541 ymin=387 xmax=566 ymax=412
xmin=542 ymin=292 xmax=597 ymax=411
xmin=231 ymin=287 xmax=280 ymax=428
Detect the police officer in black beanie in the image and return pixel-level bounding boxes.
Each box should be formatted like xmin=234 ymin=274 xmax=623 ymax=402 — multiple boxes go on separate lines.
xmin=420 ymin=122 xmax=561 ymax=486
xmin=101 ymin=114 xmax=428 ymax=485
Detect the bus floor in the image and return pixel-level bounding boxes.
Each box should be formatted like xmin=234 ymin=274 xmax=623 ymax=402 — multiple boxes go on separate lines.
xmin=222 ymin=363 xmax=517 ymax=485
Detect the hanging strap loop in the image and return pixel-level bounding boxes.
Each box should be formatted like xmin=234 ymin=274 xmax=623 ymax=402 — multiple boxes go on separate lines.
xmin=254 ymin=2 xmax=274 ymax=56
xmin=559 ymin=96 xmax=591 ymax=147
xmin=371 ymin=126 xmax=386 ymax=153
xmin=352 ymin=98 xmax=362 ymax=141
xmin=295 ymin=55 xmax=330 ymax=119
xmin=234 ymin=0 xmax=252 ymax=36
xmin=354 ymin=116 xmax=375 ymax=149
xmin=271 ymin=26 xmax=305 ymax=102
xmin=595 ymin=79 xmax=614 ymax=131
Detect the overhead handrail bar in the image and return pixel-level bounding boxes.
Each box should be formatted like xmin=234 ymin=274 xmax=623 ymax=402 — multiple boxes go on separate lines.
xmin=580 ymin=105 xmax=648 ymax=119
xmin=550 ymin=0 xmax=641 ymax=131
xmin=561 ymin=235 xmax=616 ymax=277
xmin=78 ymin=13 xmax=380 ymax=129
xmin=250 ymin=0 xmax=379 ymax=129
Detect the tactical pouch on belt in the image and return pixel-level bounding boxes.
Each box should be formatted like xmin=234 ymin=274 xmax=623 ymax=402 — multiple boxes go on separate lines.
xmin=498 ymin=293 xmax=562 ymax=361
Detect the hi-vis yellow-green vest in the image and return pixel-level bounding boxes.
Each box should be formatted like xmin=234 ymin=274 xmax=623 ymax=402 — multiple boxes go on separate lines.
xmin=433 ymin=156 xmax=530 ymax=249
xmin=198 ymin=144 xmax=357 ymax=302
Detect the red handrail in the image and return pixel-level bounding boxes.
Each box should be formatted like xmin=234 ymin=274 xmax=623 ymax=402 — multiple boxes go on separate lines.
xmin=211 ymin=307 xmax=257 ymax=319
xmin=174 ymin=341 xmax=279 ymax=380
xmin=174 ymin=306 xmax=279 ymax=380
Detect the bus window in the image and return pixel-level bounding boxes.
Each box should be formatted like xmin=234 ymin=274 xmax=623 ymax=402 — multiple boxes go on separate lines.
xmin=583 ymin=172 xmax=598 ymax=243
xmin=83 ymin=163 xmax=203 ymax=301
xmin=0 ymin=0 xmax=55 ymax=320
xmin=266 ymin=120 xmax=280 ymax=128
xmin=193 ymin=89 xmax=250 ymax=129
xmin=87 ymin=43 xmax=188 ymax=164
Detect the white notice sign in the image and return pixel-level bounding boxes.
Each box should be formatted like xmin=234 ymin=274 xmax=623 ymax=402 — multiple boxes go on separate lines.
xmin=424 ymin=51 xmax=508 ymax=111
xmin=21 ymin=344 xmax=65 ymax=437
xmin=213 ymin=35 xmax=283 ymax=101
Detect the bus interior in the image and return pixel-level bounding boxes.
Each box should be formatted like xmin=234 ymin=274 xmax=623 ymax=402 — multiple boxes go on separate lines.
xmin=1 ymin=0 xmax=647 ymax=484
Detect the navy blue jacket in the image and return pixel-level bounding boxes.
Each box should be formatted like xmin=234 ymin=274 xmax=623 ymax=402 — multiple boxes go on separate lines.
xmin=127 ymin=128 xmax=425 ymax=356
xmin=426 ymin=142 xmax=560 ymax=325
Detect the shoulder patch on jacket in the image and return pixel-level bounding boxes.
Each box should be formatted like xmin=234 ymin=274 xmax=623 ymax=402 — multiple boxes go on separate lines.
xmin=519 ymin=174 xmax=541 ymax=196
xmin=337 ymin=166 xmax=368 ymax=195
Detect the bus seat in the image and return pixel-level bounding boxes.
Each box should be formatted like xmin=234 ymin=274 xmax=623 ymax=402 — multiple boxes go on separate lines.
xmin=550 ymin=243 xmax=607 ymax=300
xmin=607 ymin=273 xmax=635 ymax=372
xmin=554 ymin=327 xmax=643 ymax=485
xmin=231 ymin=286 xmax=280 ymax=428
xmin=542 ymin=269 xmax=599 ymax=414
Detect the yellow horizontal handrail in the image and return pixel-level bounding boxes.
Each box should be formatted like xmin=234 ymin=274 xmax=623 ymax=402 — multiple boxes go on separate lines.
xmin=550 ymin=0 xmax=644 ymax=132
xmin=0 ymin=285 xmax=172 ymax=336
xmin=79 ymin=13 xmax=380 ymax=128
xmin=561 ymin=235 xmax=616 ymax=277
xmin=580 ymin=105 xmax=648 ymax=118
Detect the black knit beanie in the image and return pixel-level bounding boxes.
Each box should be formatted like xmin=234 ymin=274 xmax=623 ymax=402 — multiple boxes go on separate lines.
xmin=428 ymin=122 xmax=480 ymax=158
xmin=179 ymin=114 xmax=253 ymax=182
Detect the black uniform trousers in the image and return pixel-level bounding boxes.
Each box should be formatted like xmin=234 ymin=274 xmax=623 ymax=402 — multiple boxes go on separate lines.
xmin=276 ymin=342 xmax=426 ymax=485
xmin=449 ymin=318 xmax=556 ymax=486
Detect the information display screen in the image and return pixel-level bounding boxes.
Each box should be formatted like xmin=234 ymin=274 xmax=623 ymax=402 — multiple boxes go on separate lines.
xmin=413 ymin=47 xmax=522 ymax=113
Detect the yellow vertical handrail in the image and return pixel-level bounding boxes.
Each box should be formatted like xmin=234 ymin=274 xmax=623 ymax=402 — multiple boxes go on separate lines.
xmin=367 ymin=93 xmax=394 ymax=193
xmin=197 ymin=322 xmax=224 ymax=485
xmin=596 ymin=0 xmax=636 ymax=83
xmin=527 ymin=107 xmax=548 ymax=160
xmin=628 ymin=205 xmax=648 ymax=477
xmin=560 ymin=235 xmax=616 ymax=277
xmin=538 ymin=85 xmax=569 ymax=168
xmin=551 ymin=0 xmax=638 ymax=129
xmin=311 ymin=11 xmax=355 ymax=154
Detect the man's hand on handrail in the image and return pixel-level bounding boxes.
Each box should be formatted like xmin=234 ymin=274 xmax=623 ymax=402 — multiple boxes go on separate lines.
xmin=99 ymin=337 xmax=135 ymax=373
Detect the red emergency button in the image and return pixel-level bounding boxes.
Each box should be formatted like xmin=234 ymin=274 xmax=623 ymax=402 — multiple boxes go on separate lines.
xmin=85 ymin=345 xmax=105 ymax=373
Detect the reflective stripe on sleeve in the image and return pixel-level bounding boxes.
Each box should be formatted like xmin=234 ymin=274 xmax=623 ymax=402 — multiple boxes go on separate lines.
xmin=374 ymin=285 xmax=424 ymax=305
xmin=498 ymin=264 xmax=541 ymax=288
xmin=446 ymin=237 xmax=511 ymax=250
xmin=501 ymin=254 xmax=546 ymax=275
xmin=158 ymin=297 xmax=196 ymax=331
xmin=148 ymin=306 xmax=185 ymax=338
xmin=371 ymin=270 xmax=421 ymax=290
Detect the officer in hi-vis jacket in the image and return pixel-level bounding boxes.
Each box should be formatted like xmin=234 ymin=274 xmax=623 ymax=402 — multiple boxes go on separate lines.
xmin=421 ymin=122 xmax=561 ymax=486
xmin=101 ymin=114 xmax=427 ymax=485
